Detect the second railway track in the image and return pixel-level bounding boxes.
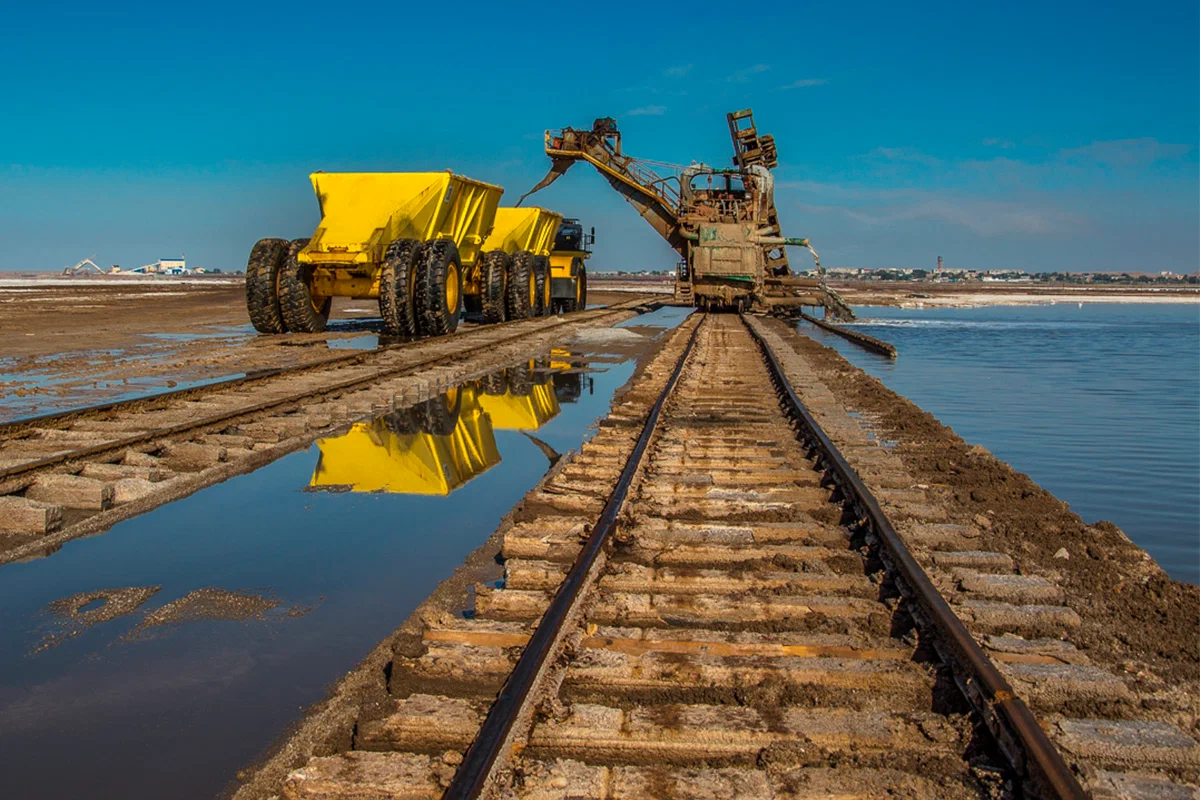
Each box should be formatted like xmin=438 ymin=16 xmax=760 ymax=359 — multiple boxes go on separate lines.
xmin=273 ymin=312 xmax=1198 ymax=800
xmin=0 ymin=299 xmax=655 ymax=563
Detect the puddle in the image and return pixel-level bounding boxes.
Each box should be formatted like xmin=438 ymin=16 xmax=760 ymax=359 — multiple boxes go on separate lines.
xmin=0 ymin=309 xmax=689 ymax=800
xmin=309 ymin=359 xmax=590 ymax=496
xmin=325 ymin=333 xmax=380 ymax=350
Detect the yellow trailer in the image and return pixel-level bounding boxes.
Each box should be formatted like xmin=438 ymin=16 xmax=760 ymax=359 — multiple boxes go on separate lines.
xmin=307 ymin=372 xmax=563 ymax=495
xmin=246 ymin=171 xmax=504 ymax=336
xmin=548 ymin=218 xmax=591 ymax=312
xmin=473 ymin=207 xmax=562 ymax=323
xmin=309 ymin=388 xmax=499 ymax=495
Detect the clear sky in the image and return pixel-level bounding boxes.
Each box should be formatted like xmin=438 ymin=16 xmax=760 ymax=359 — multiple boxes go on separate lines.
xmin=2 ymin=0 xmax=1196 ymax=274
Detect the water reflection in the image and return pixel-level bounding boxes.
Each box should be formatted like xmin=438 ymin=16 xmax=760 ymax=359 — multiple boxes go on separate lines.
xmin=309 ymin=354 xmax=591 ymax=496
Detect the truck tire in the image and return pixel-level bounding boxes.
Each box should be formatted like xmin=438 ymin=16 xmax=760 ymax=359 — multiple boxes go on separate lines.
xmin=479 ymin=250 xmax=509 ymax=324
xmin=380 ymin=239 xmax=423 ymax=337
xmin=576 ymin=263 xmax=588 ymax=310
xmin=381 ymin=408 xmax=418 ymax=436
xmin=416 ymin=239 xmax=462 ymax=336
xmin=533 ymin=256 xmax=550 ymax=316
xmin=507 ymin=362 xmax=533 ymax=396
xmin=278 ymin=238 xmax=332 ymax=333
xmin=246 ymin=238 xmax=289 ymax=333
xmin=506 ymin=251 xmax=536 ymax=320
xmin=482 ymin=369 xmax=508 ymax=396
xmin=419 ymin=389 xmax=461 ymax=436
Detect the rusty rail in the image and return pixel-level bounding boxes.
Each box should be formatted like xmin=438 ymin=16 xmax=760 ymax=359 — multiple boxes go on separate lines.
xmin=743 ymin=314 xmax=1086 ymax=800
xmin=443 ymin=317 xmax=704 ymax=799
xmin=796 ymin=311 xmax=897 ymax=358
xmin=0 ymin=301 xmax=657 ymax=438
xmin=0 ymin=302 xmax=660 ymax=483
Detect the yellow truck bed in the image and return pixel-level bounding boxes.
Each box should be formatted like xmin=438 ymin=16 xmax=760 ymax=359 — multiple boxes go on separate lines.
xmin=300 ymin=172 xmax=504 ymax=270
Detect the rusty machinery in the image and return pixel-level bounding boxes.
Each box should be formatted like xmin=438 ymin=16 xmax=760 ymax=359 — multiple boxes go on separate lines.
xmin=519 ymin=110 xmax=854 ymax=319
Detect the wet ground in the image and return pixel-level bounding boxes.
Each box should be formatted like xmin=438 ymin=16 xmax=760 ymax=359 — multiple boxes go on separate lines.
xmin=0 ymin=283 xmax=636 ymax=422
xmin=798 ymin=303 xmax=1200 ymax=585
xmin=0 ymin=305 xmax=692 ymax=800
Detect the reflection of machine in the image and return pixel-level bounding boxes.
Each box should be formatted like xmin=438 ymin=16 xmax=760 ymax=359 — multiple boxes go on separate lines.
xmin=308 ymin=367 xmax=566 ymax=496
xmin=310 ymin=389 xmax=499 ymax=495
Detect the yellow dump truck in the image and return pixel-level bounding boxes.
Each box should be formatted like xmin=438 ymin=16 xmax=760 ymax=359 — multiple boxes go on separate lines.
xmin=547 ymin=218 xmax=592 ymax=312
xmin=474 ymin=208 xmax=562 ymax=322
xmin=308 ymin=369 xmax=563 ymax=495
xmin=246 ymin=172 xmax=505 ymax=336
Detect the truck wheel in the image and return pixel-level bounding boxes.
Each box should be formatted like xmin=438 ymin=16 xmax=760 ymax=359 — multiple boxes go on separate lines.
xmin=278 ymin=238 xmax=331 ymax=333
xmin=479 ymin=250 xmax=509 ymax=324
xmin=246 ymin=238 xmax=289 ymax=333
xmin=576 ymin=263 xmax=588 ymax=310
xmin=381 ymin=408 xmax=418 ymax=436
xmin=482 ymin=369 xmax=508 ymax=396
xmin=533 ymin=256 xmax=550 ymax=316
xmin=418 ymin=388 xmax=461 ymax=436
xmin=380 ymin=239 xmax=423 ymax=337
xmin=506 ymin=251 xmax=535 ymax=320
xmin=507 ymin=362 xmax=533 ymax=396
xmin=416 ymin=239 xmax=462 ymax=336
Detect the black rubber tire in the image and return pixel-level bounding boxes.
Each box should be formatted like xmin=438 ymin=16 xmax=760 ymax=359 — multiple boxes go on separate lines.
xmin=506 ymin=251 xmax=535 ymax=320
xmin=416 ymin=239 xmax=462 ymax=337
xmin=482 ymin=369 xmax=508 ymax=396
xmin=507 ymin=362 xmax=533 ymax=397
xmin=533 ymin=256 xmax=550 ymax=316
xmin=576 ymin=263 xmax=587 ymax=310
xmin=380 ymin=239 xmax=423 ymax=337
xmin=418 ymin=390 xmax=461 ymax=436
xmin=381 ymin=408 xmax=418 ymax=436
xmin=246 ymin=238 xmax=289 ymax=333
xmin=479 ymin=250 xmax=509 ymax=324
xmin=278 ymin=238 xmax=331 ymax=333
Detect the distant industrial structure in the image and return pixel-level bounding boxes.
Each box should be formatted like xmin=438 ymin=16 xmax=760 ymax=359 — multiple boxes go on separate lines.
xmin=61 ymin=255 xmax=203 ymax=276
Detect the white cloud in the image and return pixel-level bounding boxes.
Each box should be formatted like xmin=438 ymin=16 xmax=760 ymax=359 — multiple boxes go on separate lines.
xmin=784 ymin=181 xmax=1083 ymax=236
xmin=1060 ymin=137 xmax=1191 ymax=167
xmin=780 ymin=78 xmax=827 ymax=89
xmin=864 ymin=146 xmax=943 ymax=167
xmin=982 ymin=137 xmax=1015 ymax=149
xmin=664 ymin=64 xmax=692 ymax=77
xmin=626 ymin=105 xmax=667 ymax=116
xmin=728 ymin=64 xmax=770 ymax=83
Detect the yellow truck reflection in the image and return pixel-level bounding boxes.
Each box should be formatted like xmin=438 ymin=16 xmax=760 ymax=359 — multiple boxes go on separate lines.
xmin=309 ymin=366 xmax=564 ymax=496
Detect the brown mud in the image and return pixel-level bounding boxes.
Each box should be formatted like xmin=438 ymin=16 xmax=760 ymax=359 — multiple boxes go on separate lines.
xmin=125 ymin=588 xmax=297 ymax=640
xmin=764 ymin=318 xmax=1200 ymax=693
xmin=0 ymin=281 xmax=638 ymax=421
xmin=33 ymin=585 xmax=161 ymax=653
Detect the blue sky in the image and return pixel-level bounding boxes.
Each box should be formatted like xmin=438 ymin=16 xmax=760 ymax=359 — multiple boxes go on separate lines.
xmin=1 ymin=0 xmax=1196 ymax=273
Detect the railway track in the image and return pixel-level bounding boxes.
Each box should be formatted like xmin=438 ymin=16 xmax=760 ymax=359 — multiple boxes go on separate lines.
xmin=271 ymin=312 xmax=1198 ymax=800
xmin=0 ymin=299 xmax=656 ymax=563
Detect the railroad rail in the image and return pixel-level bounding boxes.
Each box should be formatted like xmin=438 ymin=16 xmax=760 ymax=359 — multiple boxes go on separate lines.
xmin=795 ymin=310 xmax=898 ymax=358
xmin=0 ymin=299 xmax=656 ymax=562
xmin=273 ymin=312 xmax=1197 ymax=800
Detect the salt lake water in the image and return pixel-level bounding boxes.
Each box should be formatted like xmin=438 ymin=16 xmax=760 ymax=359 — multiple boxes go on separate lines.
xmin=798 ymin=302 xmax=1199 ymax=585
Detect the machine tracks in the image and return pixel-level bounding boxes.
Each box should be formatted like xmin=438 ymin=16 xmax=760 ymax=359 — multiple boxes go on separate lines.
xmin=0 ymin=301 xmax=653 ymax=563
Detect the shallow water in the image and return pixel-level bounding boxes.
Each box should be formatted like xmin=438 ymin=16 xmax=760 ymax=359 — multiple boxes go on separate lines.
xmin=0 ymin=306 xmax=689 ymax=800
xmin=798 ymin=303 xmax=1199 ymax=585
